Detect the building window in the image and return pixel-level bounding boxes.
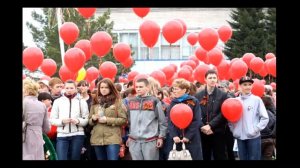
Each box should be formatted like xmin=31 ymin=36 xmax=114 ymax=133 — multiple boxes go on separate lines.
xmin=140 ymin=37 xmax=159 ymax=60
xmin=119 ymin=32 xmax=138 ymax=60
xmin=161 ymin=35 xmax=180 ymax=59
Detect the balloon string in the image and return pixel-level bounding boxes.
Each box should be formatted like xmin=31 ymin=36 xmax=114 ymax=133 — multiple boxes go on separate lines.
xmin=182 ymin=129 xmax=185 ymax=137
xmin=169 ymin=43 xmax=172 ymax=59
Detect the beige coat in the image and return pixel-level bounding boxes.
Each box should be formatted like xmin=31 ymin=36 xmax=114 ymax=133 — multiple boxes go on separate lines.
xmin=89 ymin=101 xmax=127 ymax=145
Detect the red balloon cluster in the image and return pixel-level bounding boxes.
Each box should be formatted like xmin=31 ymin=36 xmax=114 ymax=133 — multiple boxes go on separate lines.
xmin=23 ymin=47 xmax=44 ymax=72
xmin=150 ymin=70 xmax=167 ymax=87
xmin=170 ymin=104 xmax=193 ymax=129
xmin=221 ymin=98 xmax=243 ymax=122
xmin=59 ymin=22 xmax=79 ymax=45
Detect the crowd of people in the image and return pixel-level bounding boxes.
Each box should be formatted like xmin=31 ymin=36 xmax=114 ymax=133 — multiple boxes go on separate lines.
xmin=22 ymin=70 xmax=276 ymax=160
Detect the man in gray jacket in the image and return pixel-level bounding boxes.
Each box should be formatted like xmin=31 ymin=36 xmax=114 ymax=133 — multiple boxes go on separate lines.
xmin=126 ymin=78 xmax=167 ymax=160
xmin=229 ymin=76 xmax=269 ymax=160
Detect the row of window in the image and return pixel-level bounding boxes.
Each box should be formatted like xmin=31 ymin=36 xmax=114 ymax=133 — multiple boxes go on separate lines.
xmin=113 ymin=31 xmax=200 ymax=60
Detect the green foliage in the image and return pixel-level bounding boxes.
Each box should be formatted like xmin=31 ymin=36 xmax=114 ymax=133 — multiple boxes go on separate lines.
xmin=223 ymin=8 xmax=276 ymax=81
xmin=26 ymin=8 xmax=133 ymax=79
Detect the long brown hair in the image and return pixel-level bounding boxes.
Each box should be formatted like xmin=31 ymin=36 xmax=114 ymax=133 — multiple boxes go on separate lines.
xmin=93 ymin=78 xmax=120 ymax=108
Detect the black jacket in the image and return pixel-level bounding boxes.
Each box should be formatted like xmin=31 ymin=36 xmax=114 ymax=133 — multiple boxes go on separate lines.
xmin=195 ymin=87 xmax=229 ymax=134
xmin=261 ymin=109 xmax=276 ymax=139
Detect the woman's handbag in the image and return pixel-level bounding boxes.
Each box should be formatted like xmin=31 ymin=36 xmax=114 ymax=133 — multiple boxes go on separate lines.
xmin=168 ymin=142 xmax=192 ymax=160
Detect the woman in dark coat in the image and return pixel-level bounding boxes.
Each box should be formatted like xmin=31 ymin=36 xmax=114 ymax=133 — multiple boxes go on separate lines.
xmin=166 ymin=78 xmax=203 ymax=160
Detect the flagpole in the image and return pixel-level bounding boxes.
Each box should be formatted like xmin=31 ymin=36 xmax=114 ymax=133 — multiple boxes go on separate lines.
xmin=56 ymin=8 xmax=65 ymax=65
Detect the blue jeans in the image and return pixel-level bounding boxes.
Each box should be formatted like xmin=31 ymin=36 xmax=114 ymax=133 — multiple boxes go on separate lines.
xmin=94 ymin=144 xmax=120 ymax=160
xmin=56 ymin=135 xmax=85 ymax=160
xmin=237 ymin=137 xmax=261 ymax=160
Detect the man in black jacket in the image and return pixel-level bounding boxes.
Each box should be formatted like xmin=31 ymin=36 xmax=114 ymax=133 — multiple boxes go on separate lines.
xmin=195 ymin=70 xmax=229 ymax=160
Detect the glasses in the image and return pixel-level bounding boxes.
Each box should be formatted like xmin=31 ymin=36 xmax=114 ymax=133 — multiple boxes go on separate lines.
xmin=217 ymin=86 xmax=224 ymax=89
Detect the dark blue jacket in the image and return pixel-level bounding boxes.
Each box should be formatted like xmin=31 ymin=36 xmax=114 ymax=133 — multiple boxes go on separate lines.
xmin=166 ymin=95 xmax=203 ymax=160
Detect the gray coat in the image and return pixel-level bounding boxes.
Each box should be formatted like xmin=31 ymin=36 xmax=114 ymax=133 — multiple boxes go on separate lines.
xmin=23 ymin=96 xmax=50 ymax=160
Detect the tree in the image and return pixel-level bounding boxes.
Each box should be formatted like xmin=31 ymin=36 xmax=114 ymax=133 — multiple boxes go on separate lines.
xmin=265 ymin=8 xmax=276 ymax=54
xmin=224 ymin=8 xmax=268 ymax=60
xmin=26 ymin=8 xmax=134 ymax=78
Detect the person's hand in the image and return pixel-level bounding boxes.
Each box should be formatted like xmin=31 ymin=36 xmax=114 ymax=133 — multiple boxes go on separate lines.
xmin=98 ymin=116 xmax=107 ymax=123
xmin=182 ymin=137 xmax=189 ymax=143
xmin=126 ymin=138 xmax=131 ymax=147
xmin=62 ymin=118 xmax=71 ymax=124
xmin=92 ymin=114 xmax=99 ymax=121
xmin=173 ymin=136 xmax=181 ymax=143
xmin=70 ymin=118 xmax=80 ymax=125
xmin=201 ymin=124 xmax=213 ymax=135
xmin=156 ymin=138 xmax=163 ymax=148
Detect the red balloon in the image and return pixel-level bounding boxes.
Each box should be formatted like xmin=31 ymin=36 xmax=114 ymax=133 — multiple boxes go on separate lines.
xmin=185 ymin=60 xmax=197 ymax=70
xmin=23 ymin=47 xmax=44 ymax=72
xmin=195 ymin=46 xmax=208 ymax=62
xmin=139 ymin=20 xmax=160 ymax=48
xmin=85 ymin=66 xmax=99 ymax=83
xmin=217 ymin=60 xmax=230 ymax=78
xmin=207 ymin=48 xmax=223 ymax=66
xmin=132 ymin=8 xmax=150 ymax=18
xmin=113 ymin=42 xmax=131 ymax=62
xmin=230 ymin=60 xmax=248 ymax=80
xmin=99 ymin=61 xmax=117 ymax=79
xmin=177 ymin=68 xmax=191 ymax=81
xmin=221 ymin=98 xmax=243 ymax=122
xmin=218 ymin=25 xmax=232 ymax=43
xmin=77 ymin=8 xmax=96 ymax=19
xmin=128 ymin=71 xmax=139 ymax=81
xmin=266 ymin=58 xmax=276 ymax=77
xmin=90 ymin=31 xmax=113 ymax=57
xmin=162 ymin=65 xmax=175 ymax=80
xmin=64 ymin=48 xmax=86 ymax=73
xmin=187 ymin=32 xmax=198 ymax=46
xmin=40 ymin=59 xmax=57 ymax=77
xmin=250 ymin=57 xmax=264 ymax=74
xmin=150 ymin=70 xmax=167 ymax=87
xmin=265 ymin=53 xmax=276 ymax=60
xmin=74 ymin=40 xmax=92 ymax=61
xmin=188 ymin=55 xmax=199 ymax=66
xmin=170 ymin=104 xmax=193 ymax=129
xmin=59 ymin=65 xmax=77 ymax=82
xmin=59 ymin=22 xmax=79 ymax=45
xmin=242 ymin=53 xmax=255 ymax=67
xmin=251 ymin=80 xmax=265 ymax=97
xmin=193 ymin=64 xmax=210 ymax=84
xmin=89 ymin=79 xmax=96 ymax=91
xmin=162 ymin=20 xmax=183 ymax=44
xmin=122 ymin=57 xmax=134 ymax=68
xmin=174 ymin=19 xmax=187 ymax=38
xmin=258 ymin=63 xmax=268 ymax=77
xmin=198 ymin=28 xmax=219 ymax=51
xmin=169 ymin=64 xmax=178 ymax=72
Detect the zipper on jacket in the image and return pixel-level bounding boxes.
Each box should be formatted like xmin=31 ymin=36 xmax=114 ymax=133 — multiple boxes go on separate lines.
xmin=69 ymin=98 xmax=72 ymax=133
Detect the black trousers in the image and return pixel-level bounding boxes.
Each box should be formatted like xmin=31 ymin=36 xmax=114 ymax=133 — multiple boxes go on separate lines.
xmin=201 ymin=132 xmax=227 ymax=160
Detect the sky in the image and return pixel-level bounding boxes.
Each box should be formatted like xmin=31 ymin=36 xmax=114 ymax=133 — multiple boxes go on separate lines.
xmin=23 ymin=8 xmax=42 ymax=47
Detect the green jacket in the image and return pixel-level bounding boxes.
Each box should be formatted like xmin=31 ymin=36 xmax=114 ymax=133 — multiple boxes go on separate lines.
xmin=89 ymin=101 xmax=127 ymax=145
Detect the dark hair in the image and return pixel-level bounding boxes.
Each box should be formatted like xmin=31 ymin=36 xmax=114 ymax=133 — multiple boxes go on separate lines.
xmin=136 ymin=78 xmax=149 ymax=86
xmin=157 ymin=88 xmax=164 ymax=100
xmin=205 ymin=69 xmax=218 ymax=78
xmin=127 ymin=80 xmax=134 ymax=88
xmin=189 ymin=82 xmax=197 ymax=96
xmin=114 ymin=83 xmax=122 ymax=92
xmin=38 ymin=92 xmax=52 ymax=101
xmin=77 ymin=80 xmax=89 ymax=87
xmin=195 ymin=81 xmax=202 ymax=88
xmin=122 ymin=87 xmax=136 ymax=99
xmin=93 ymin=78 xmax=120 ymax=108
xmin=94 ymin=76 xmax=103 ymax=87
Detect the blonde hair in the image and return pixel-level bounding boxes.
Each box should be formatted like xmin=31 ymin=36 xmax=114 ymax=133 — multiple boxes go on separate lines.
xmin=172 ymin=78 xmax=190 ymax=93
xmin=23 ymin=78 xmax=39 ymax=96
xmin=147 ymin=77 xmax=161 ymax=96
